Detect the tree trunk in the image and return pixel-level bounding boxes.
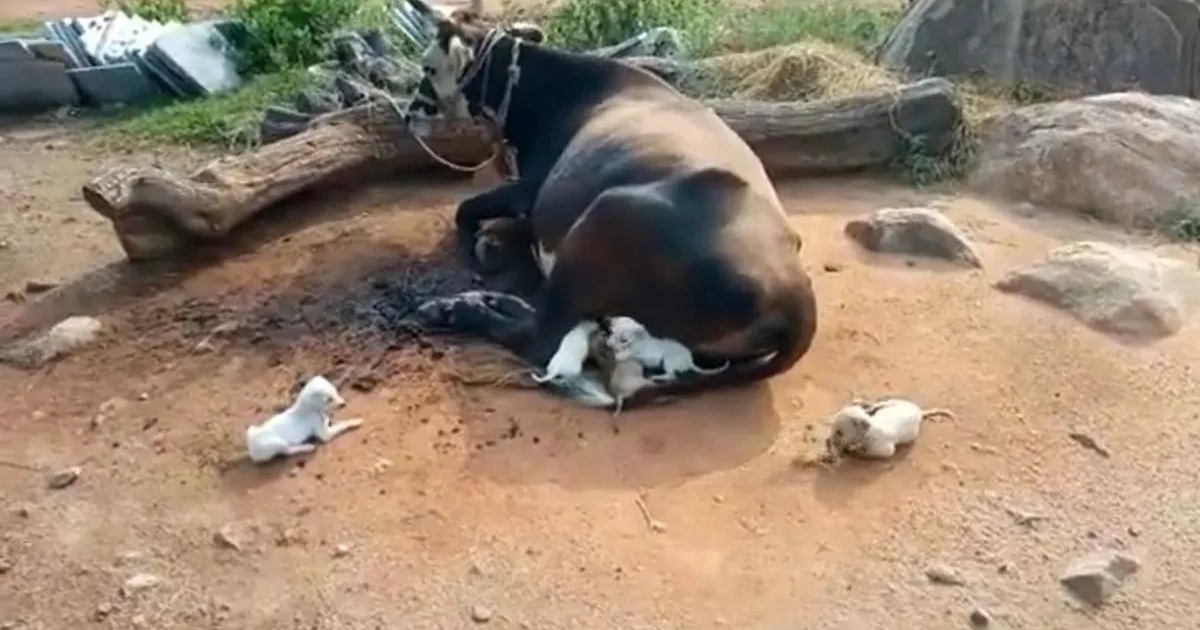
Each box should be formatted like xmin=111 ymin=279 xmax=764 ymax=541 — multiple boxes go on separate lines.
xmin=82 ymin=77 xmax=959 ymax=261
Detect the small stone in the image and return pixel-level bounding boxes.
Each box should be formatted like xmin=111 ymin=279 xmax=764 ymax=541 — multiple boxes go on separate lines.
xmin=213 ymin=526 xmax=242 ymax=551
xmin=47 ymin=466 xmax=81 ymax=489
xmin=94 ymin=603 xmax=113 ymax=621
xmin=470 ymin=604 xmax=493 ymax=623
xmin=333 ymin=544 xmax=351 ymax=558
xmin=0 ymin=559 xmax=11 ymax=574
xmin=1127 ymin=525 xmax=1141 ymax=537
xmin=113 ymin=551 xmax=144 ymax=567
xmin=23 ymin=279 xmax=57 ymax=294
xmin=1068 ymin=430 xmax=1111 ymax=458
xmin=969 ymin=608 xmax=991 ymax=626
xmin=276 ymin=528 xmax=304 ymax=547
xmin=121 ymin=572 xmax=161 ymax=596
xmin=1060 ymin=549 xmax=1140 ymax=607
xmin=12 ymin=505 xmax=30 ymax=518
xmin=823 ymin=262 xmax=843 ymax=272
xmin=925 ymin=564 xmax=966 ymax=586
xmin=137 ymin=392 xmax=149 ymax=402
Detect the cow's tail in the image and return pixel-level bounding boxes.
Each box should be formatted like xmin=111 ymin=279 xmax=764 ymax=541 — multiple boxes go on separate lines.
xmin=654 ymin=285 xmax=818 ymax=397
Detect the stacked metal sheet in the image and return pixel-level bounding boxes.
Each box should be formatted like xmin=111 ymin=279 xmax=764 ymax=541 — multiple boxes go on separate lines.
xmin=0 ymin=10 xmax=243 ymax=113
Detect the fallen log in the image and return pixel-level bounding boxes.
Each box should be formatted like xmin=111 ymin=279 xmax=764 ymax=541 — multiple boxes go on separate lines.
xmin=83 ymin=77 xmax=959 ymax=261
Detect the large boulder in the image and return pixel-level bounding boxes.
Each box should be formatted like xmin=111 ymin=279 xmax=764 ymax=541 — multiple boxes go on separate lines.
xmin=970 ymin=92 xmax=1200 ymax=230
xmin=877 ymin=0 xmax=1200 ymax=97
xmin=994 ymin=241 xmax=1200 ymax=340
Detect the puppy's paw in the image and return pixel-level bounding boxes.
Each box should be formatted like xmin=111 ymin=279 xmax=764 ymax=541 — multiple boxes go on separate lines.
xmin=342 ymin=418 xmax=365 ymax=429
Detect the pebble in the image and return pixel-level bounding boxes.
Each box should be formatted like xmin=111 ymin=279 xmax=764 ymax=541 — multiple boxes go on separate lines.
xmin=925 ymin=564 xmax=966 ymax=586
xmin=122 ymin=572 xmax=162 ymax=596
xmin=11 ymin=505 xmax=30 ymax=519
xmin=94 ymin=603 xmax=113 ymax=621
xmin=1060 ymin=549 xmax=1140 ymax=607
xmin=333 ymin=544 xmax=351 ymax=558
xmin=969 ymin=608 xmax=991 ymax=626
xmin=213 ymin=526 xmax=243 ymax=551
xmin=46 ymin=466 xmax=81 ymax=489
xmin=0 ymin=559 xmax=11 ymax=574
xmin=23 ymin=279 xmax=57 ymax=294
xmin=1067 ymin=430 xmax=1111 ymax=457
xmin=470 ymin=604 xmax=493 ymax=623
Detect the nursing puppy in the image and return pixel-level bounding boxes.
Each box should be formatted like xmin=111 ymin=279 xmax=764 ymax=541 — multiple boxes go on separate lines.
xmin=605 ymin=316 xmax=730 ymax=384
xmin=245 ymin=375 xmax=363 ymax=464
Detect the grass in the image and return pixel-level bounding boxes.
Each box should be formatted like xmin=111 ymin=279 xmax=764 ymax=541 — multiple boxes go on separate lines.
xmin=94 ymin=70 xmax=311 ymax=149
xmin=0 ymin=17 xmax=42 ymax=34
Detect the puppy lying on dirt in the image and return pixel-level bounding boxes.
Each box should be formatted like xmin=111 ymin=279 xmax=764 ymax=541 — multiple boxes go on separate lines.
xmin=823 ymin=397 xmax=955 ymax=462
xmin=245 ymin=375 xmax=363 ymax=463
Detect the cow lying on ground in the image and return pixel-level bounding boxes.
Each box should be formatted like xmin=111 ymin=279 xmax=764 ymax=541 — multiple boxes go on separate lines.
xmin=402 ymin=0 xmax=819 ymax=409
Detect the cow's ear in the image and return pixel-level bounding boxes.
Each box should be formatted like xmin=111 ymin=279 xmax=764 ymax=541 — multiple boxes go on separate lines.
xmin=507 ymin=22 xmax=545 ymax=44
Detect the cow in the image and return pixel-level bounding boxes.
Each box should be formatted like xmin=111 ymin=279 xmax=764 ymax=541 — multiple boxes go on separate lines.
xmin=402 ymin=0 xmax=818 ymax=410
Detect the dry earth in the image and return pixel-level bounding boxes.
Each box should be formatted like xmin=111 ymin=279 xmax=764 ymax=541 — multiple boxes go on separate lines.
xmin=3 ymin=1 xmax=1200 ymax=629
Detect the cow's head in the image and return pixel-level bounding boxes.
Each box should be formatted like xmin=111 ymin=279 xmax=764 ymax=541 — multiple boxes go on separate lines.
xmin=403 ymin=0 xmax=545 ymax=137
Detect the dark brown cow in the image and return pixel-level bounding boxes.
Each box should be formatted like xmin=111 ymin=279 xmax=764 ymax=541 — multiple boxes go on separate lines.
xmin=403 ymin=1 xmax=818 ymax=409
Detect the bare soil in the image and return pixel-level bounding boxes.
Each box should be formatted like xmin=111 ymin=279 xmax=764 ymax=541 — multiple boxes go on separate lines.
xmin=3 ymin=0 xmax=1200 ymax=627
xmin=3 ymin=119 xmax=1199 ymax=630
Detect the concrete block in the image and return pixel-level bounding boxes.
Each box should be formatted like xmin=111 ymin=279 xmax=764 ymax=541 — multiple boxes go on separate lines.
xmin=68 ymin=62 xmax=162 ymax=105
xmin=0 ymin=60 xmax=81 ymax=111
xmin=25 ymin=39 xmax=78 ymax=67
xmin=144 ymin=20 xmax=241 ymax=97
xmin=0 ymin=40 xmax=32 ymax=60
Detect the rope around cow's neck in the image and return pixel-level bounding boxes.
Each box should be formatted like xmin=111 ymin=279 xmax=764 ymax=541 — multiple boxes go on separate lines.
xmin=400 ymin=28 xmax=522 ymax=175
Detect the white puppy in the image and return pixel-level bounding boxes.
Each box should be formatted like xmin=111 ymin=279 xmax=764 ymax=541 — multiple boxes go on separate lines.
xmin=531 ymin=320 xmax=601 ymax=384
xmin=605 ymin=316 xmax=729 ymax=384
xmin=245 ymin=375 xmax=363 ymax=464
xmin=826 ymin=397 xmax=955 ymax=460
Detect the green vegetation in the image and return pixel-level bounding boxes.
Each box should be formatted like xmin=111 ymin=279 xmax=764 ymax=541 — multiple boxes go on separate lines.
xmin=0 ymin=17 xmax=41 ymax=34
xmin=100 ymin=0 xmax=191 ymax=23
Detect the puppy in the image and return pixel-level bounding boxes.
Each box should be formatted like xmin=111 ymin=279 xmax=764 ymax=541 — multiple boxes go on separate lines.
xmin=245 ymin=375 xmax=363 ymax=464
xmin=587 ymin=327 xmax=654 ymax=417
xmin=605 ymin=316 xmax=729 ymax=384
xmin=530 ymin=320 xmax=601 ymax=384
xmin=825 ymin=397 xmax=954 ymax=460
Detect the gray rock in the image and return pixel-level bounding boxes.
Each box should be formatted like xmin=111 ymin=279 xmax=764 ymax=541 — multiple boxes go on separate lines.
xmin=1060 ymin=549 xmax=1140 ymax=606
xmin=878 ymin=0 xmax=1200 ymax=97
xmin=844 ymin=206 xmax=982 ymax=268
xmin=972 ymin=93 xmax=1200 ymax=230
xmin=995 ymin=241 xmax=1200 ymax=340
xmin=24 ymin=39 xmax=76 ymax=66
xmin=969 ymin=608 xmax=991 ymax=626
xmin=0 ymin=315 xmax=104 ymax=369
xmin=46 ymin=466 xmax=81 ymax=489
xmin=0 ymin=60 xmax=80 ymax=112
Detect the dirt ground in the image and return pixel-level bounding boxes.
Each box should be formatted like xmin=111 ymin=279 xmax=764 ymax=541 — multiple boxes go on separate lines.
xmin=4 ymin=119 xmax=1200 ymax=630
xmin=4 ymin=1 xmax=1200 ymax=628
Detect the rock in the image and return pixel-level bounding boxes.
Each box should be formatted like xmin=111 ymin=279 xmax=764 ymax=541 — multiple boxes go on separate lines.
xmin=332 ymin=543 xmax=351 ymax=558
xmin=0 ymin=315 xmax=103 ymax=369
xmin=22 ymin=279 xmax=57 ymax=293
xmin=213 ymin=526 xmax=243 ymax=551
xmin=995 ymin=241 xmax=1200 ymax=340
xmin=878 ymin=0 xmax=1200 ymax=97
xmin=972 ymin=93 xmax=1200 ymax=230
xmin=93 ymin=602 xmax=113 ymax=621
xmin=470 ymin=604 xmax=493 ymax=623
xmin=925 ymin=564 xmax=966 ymax=586
xmin=46 ymin=466 xmax=81 ymax=489
xmin=1067 ymin=429 xmax=1111 ymax=457
xmin=1060 ymin=549 xmax=1140 ymax=606
xmin=968 ymin=608 xmax=991 ymax=626
xmin=844 ymin=207 xmax=982 ymax=268
xmin=121 ymin=572 xmax=162 ymax=596
xmin=0 ymin=558 xmax=11 ymax=574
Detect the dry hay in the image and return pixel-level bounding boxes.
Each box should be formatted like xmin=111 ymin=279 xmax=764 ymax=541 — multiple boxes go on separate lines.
xmin=694 ymin=41 xmax=900 ymax=101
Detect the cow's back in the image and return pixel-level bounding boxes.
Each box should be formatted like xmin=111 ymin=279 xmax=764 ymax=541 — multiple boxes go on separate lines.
xmin=530 ymin=85 xmax=781 ymax=249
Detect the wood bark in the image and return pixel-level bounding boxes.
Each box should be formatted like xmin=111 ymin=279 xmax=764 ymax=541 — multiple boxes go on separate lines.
xmin=82 ymin=77 xmax=959 ymax=261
